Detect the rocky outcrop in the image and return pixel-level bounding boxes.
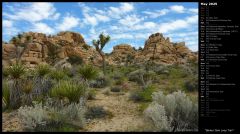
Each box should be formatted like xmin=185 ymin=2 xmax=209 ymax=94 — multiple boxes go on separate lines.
xmin=107 ymin=44 xmax=136 ymax=65
xmin=2 ymin=32 xmax=197 ymax=68
xmin=2 ymin=31 xmax=101 ymax=68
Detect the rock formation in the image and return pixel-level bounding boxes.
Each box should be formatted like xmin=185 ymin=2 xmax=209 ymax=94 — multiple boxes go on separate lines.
xmin=2 ymin=32 xmax=197 ymax=68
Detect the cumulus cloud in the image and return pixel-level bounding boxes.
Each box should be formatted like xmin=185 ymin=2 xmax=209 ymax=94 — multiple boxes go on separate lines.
xmin=3 ymin=20 xmax=19 ymax=36
xmin=56 ymin=15 xmax=80 ymax=31
xmin=142 ymin=9 xmax=169 ymax=18
xmin=108 ymin=3 xmax=134 ymax=19
xmin=4 ymin=3 xmax=60 ymax=22
xmin=119 ymin=14 xmax=144 ymax=26
xmin=158 ymin=15 xmax=198 ymax=33
xmin=3 ymin=20 xmax=13 ymax=28
xmin=169 ymin=5 xmax=185 ymax=13
xmin=32 ymin=22 xmax=54 ymax=34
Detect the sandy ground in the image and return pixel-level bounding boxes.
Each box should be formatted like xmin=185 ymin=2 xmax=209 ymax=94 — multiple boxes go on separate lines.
xmin=2 ymin=111 xmax=24 ymax=132
xmin=84 ymin=88 xmax=145 ymax=132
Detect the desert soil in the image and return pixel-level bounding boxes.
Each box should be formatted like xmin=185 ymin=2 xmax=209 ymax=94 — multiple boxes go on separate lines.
xmin=84 ymin=88 xmax=146 ymax=132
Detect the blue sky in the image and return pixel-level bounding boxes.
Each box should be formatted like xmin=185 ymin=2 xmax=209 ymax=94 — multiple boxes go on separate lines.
xmin=3 ymin=2 xmax=198 ymax=53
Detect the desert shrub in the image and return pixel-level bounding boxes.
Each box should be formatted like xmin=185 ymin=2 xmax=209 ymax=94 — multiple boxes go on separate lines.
xmin=184 ymin=78 xmax=198 ymax=92
xmin=78 ymin=65 xmax=99 ymax=82
xmin=110 ymin=86 xmax=121 ymax=92
xmin=36 ymin=64 xmax=51 ymax=78
xmin=3 ymin=80 xmax=10 ymax=109
xmin=18 ymin=101 xmax=48 ymax=131
xmin=62 ymin=67 xmax=74 ymax=78
xmin=128 ymin=69 xmax=145 ymax=84
xmin=85 ymin=106 xmax=110 ymax=119
xmin=67 ymin=55 xmax=83 ymax=65
xmin=87 ymin=89 xmax=96 ymax=100
xmin=18 ymin=98 xmax=86 ymax=131
xmin=90 ymin=75 xmax=111 ymax=88
xmin=144 ymin=91 xmax=198 ymax=132
xmin=128 ymin=69 xmax=156 ymax=87
xmin=130 ymin=85 xmax=155 ymax=102
xmin=49 ymin=69 xmax=67 ymax=81
xmin=8 ymin=63 xmax=26 ymax=79
xmin=153 ymin=65 xmax=170 ymax=75
xmin=115 ymin=76 xmax=128 ymax=85
xmin=168 ymin=65 xmax=189 ymax=78
xmin=50 ymin=80 xmax=86 ymax=103
xmin=144 ymin=103 xmax=171 ymax=132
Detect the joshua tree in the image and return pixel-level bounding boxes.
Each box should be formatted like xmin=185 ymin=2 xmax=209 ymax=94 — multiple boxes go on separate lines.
xmin=10 ymin=34 xmax=33 ymax=64
xmin=92 ymin=33 xmax=110 ymax=75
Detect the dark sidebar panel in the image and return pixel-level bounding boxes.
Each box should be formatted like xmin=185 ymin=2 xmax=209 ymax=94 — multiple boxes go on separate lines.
xmin=199 ymin=0 xmax=239 ymax=133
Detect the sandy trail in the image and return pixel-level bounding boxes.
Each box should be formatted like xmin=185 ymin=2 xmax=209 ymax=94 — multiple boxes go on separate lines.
xmin=85 ymin=88 xmax=145 ymax=132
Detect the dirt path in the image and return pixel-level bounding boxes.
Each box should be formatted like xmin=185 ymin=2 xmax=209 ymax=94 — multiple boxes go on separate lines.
xmin=85 ymin=88 xmax=145 ymax=132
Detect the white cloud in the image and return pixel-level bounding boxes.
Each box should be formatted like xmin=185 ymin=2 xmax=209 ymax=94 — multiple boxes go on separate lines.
xmin=108 ymin=3 xmax=134 ymax=19
xmin=120 ymin=3 xmax=134 ymax=12
xmin=4 ymin=3 xmax=59 ymax=22
xmin=158 ymin=15 xmax=198 ymax=33
xmin=142 ymin=9 xmax=169 ymax=18
xmin=94 ymin=14 xmax=110 ymax=22
xmin=57 ymin=15 xmax=80 ymax=31
xmin=119 ymin=14 xmax=144 ymax=26
xmin=3 ymin=20 xmax=19 ymax=36
xmin=3 ymin=20 xmax=13 ymax=27
xmin=32 ymin=22 xmax=54 ymax=34
xmin=188 ymin=8 xmax=198 ymax=14
xmin=83 ymin=13 xmax=98 ymax=26
xmin=169 ymin=5 xmax=185 ymax=13
xmin=111 ymin=33 xmax=134 ymax=40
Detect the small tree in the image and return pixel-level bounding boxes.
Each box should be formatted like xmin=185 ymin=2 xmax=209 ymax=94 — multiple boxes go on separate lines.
xmin=92 ymin=33 xmax=110 ymax=75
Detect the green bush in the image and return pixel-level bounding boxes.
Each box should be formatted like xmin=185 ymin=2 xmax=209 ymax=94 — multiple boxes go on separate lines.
xmin=8 ymin=63 xmax=26 ymax=79
xmin=36 ymin=64 xmax=51 ymax=77
xmin=50 ymin=80 xmax=86 ymax=103
xmin=130 ymin=85 xmax=155 ymax=102
xmin=90 ymin=75 xmax=111 ymax=88
xmin=49 ymin=70 xmax=67 ymax=81
xmin=115 ymin=76 xmax=127 ymax=85
xmin=78 ymin=65 xmax=98 ymax=81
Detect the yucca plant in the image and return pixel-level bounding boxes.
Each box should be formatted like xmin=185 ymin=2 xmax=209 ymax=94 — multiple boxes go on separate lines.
xmin=7 ymin=63 xmax=26 ymax=109
xmin=8 ymin=63 xmax=26 ymax=79
xmin=78 ymin=65 xmax=98 ymax=83
xmin=49 ymin=70 xmax=67 ymax=81
xmin=36 ymin=64 xmax=51 ymax=78
xmin=50 ymin=80 xmax=86 ymax=103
